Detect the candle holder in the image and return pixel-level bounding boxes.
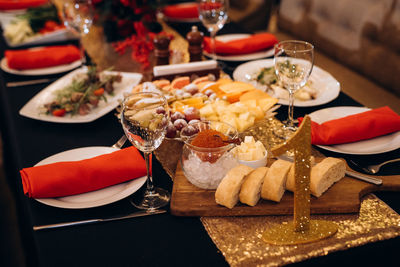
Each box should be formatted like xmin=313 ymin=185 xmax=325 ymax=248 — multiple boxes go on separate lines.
xmin=262 ymin=115 xmax=337 ymax=245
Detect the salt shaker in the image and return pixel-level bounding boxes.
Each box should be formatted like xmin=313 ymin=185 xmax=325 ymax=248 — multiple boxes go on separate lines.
xmin=187 ymin=26 xmax=203 ymax=62
xmin=153 ymin=35 xmax=170 ymax=65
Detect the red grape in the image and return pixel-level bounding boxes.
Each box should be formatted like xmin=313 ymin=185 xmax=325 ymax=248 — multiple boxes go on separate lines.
xmin=181 ymin=125 xmax=199 ymax=136
xmin=166 ymin=122 xmax=177 ymax=138
xmin=171 ymin=111 xmax=185 ymax=122
xmin=173 ymin=119 xmax=188 ymax=131
xmin=156 ymin=106 xmax=166 ymax=114
xmin=184 ymin=107 xmax=200 ymax=121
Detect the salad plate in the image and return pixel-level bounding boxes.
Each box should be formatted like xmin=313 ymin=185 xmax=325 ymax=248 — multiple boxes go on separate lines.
xmin=233 ymin=59 xmax=340 ymax=107
xmin=19 ymin=66 xmax=143 ymax=123
xmin=309 ymin=106 xmax=400 ymax=155
xmin=203 ymin=34 xmax=274 ymax=62
xmin=3 ymin=28 xmax=77 ymax=48
xmin=1 ymin=57 xmax=82 ymax=76
xmin=35 ymin=146 xmax=147 ymax=209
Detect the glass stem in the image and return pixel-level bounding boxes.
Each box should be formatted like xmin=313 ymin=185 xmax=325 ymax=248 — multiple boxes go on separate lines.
xmin=210 ymin=30 xmax=217 ymax=61
xmin=287 ymin=89 xmax=295 ymax=128
xmin=144 ymin=152 xmax=154 ymax=193
xmin=79 ymin=37 xmax=86 ymax=65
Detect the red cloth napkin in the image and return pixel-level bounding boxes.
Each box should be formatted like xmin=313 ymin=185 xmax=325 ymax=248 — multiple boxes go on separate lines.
xmin=0 ymin=0 xmax=48 ymax=10
xmin=203 ymin=33 xmax=278 ymax=55
xmin=20 ymin=147 xmax=147 ymax=198
xmin=163 ymin=2 xmax=199 ymax=19
xmin=298 ymin=106 xmax=400 ymax=145
xmin=5 ymin=45 xmax=81 ymax=70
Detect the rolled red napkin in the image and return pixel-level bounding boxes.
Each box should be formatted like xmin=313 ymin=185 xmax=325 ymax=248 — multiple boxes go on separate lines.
xmin=20 ymin=146 xmax=147 ymax=198
xmin=0 ymin=0 xmax=48 ymax=10
xmin=203 ymin=33 xmax=278 ymax=55
xmin=5 ymin=45 xmax=81 ymax=70
xmin=299 ymin=106 xmax=400 ymax=145
xmin=163 ymin=2 xmax=199 ymax=19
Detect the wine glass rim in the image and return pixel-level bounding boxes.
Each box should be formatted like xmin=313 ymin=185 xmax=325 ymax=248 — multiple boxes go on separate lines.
xmin=275 ymin=40 xmax=314 ymax=52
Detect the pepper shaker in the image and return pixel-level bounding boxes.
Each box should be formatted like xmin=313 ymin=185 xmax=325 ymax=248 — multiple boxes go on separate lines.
xmin=187 ymin=26 xmax=203 ymax=62
xmin=153 ymin=35 xmax=170 ymax=65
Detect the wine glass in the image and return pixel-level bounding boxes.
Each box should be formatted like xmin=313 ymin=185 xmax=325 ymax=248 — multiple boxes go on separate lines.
xmin=274 ymin=40 xmax=314 ymax=137
xmin=61 ymin=0 xmax=94 ymax=65
xmin=198 ymin=0 xmax=229 ymax=60
xmin=121 ymin=92 xmax=170 ymax=210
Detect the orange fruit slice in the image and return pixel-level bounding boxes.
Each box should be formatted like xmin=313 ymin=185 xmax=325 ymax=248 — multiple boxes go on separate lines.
xmin=171 ymin=76 xmax=190 ymax=90
xmin=197 ymin=81 xmax=215 ymax=92
xmin=180 ymin=97 xmax=204 ymax=109
xmin=171 ymin=101 xmax=186 ymax=112
xmin=192 ymin=76 xmax=210 ymax=84
xmin=153 ymin=79 xmax=170 ymax=89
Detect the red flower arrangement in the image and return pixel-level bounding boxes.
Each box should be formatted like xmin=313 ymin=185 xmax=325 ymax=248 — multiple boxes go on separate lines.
xmin=93 ymin=0 xmax=169 ymax=69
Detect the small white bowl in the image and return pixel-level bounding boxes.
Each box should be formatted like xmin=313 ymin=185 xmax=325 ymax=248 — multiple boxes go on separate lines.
xmin=237 ymin=151 xmax=268 ymax=169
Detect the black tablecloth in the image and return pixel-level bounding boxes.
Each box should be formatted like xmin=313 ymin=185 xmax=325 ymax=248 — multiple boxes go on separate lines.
xmin=1 ymin=23 xmax=400 ymax=267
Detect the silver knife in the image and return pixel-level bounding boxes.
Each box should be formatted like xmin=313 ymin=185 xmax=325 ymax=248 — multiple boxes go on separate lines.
xmin=33 ymin=209 xmax=167 ymax=231
xmin=277 ymin=155 xmax=383 ymax=185
xmin=6 ymin=78 xmax=55 ymax=87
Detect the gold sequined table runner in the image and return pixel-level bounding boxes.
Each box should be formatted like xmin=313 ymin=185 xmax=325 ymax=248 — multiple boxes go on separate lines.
xmin=201 ymin=195 xmax=400 ymax=266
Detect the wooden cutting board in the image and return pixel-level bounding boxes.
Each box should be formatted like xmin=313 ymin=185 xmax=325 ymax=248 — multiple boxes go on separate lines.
xmin=170 ymin=161 xmax=400 ymax=217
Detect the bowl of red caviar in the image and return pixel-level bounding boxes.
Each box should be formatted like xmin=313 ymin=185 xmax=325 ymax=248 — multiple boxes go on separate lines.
xmin=180 ymin=121 xmax=239 ymax=189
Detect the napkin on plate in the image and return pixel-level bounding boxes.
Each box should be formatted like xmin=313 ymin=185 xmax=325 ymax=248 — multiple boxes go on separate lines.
xmin=298 ymin=106 xmax=400 ymax=145
xmin=0 ymin=0 xmax=48 ymax=10
xmin=203 ymin=33 xmax=278 ymax=55
xmin=162 ymin=2 xmax=199 ymax=19
xmin=20 ymin=146 xmax=147 ymax=198
xmin=5 ymin=45 xmax=81 ymax=70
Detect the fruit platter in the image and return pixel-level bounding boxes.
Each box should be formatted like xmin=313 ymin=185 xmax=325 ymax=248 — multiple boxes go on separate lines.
xmin=132 ymin=74 xmax=279 ymax=139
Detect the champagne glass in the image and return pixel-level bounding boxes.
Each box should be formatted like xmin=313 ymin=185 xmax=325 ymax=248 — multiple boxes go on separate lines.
xmin=121 ymin=92 xmax=170 ymax=210
xmin=61 ymin=0 xmax=94 ymax=65
xmin=274 ymin=40 xmax=314 ymax=137
xmin=198 ymin=0 xmax=229 ymax=60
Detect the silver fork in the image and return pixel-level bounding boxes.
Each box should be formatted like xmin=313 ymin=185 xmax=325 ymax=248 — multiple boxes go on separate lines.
xmin=366 ymin=158 xmax=400 ymax=174
xmin=111 ymin=135 xmax=127 ymax=149
xmin=350 ymin=158 xmax=400 ymax=174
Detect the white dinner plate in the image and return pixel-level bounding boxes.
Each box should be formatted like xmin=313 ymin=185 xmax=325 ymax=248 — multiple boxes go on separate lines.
xmin=3 ymin=27 xmax=78 ymax=48
xmin=309 ymin=106 xmax=400 ymax=155
xmin=0 ymin=9 xmax=26 ymax=26
xmin=19 ymin=66 xmax=143 ymax=123
xmin=35 ymin=146 xmax=146 ymax=209
xmin=233 ymin=59 xmax=340 ymax=107
xmin=203 ymin=34 xmax=274 ymax=61
xmin=1 ymin=57 xmax=82 ymax=76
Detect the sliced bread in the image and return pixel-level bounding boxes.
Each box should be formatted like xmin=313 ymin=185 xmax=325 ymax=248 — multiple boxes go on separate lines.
xmin=215 ymin=164 xmax=254 ymax=209
xmin=310 ymin=157 xmax=346 ymax=197
xmin=239 ymin=167 xmax=269 ymax=206
xmin=261 ymin=159 xmax=292 ymax=202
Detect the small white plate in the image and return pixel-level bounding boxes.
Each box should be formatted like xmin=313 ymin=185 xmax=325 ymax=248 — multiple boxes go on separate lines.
xmin=309 ymin=106 xmax=400 ymax=155
xmin=204 ymin=34 xmax=274 ymax=61
xmin=19 ymin=66 xmax=143 ymax=123
xmin=233 ymin=59 xmax=340 ymax=107
xmin=1 ymin=57 xmax=82 ymax=76
xmin=35 ymin=146 xmax=146 ymax=209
